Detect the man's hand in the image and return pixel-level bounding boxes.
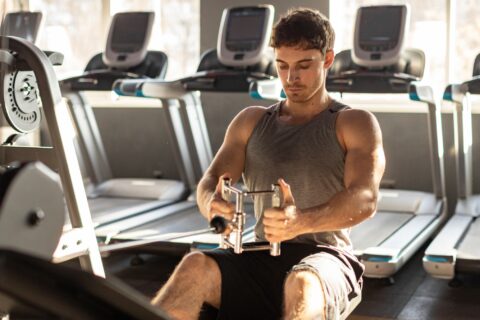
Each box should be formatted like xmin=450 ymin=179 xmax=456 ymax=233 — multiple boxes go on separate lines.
xmin=207 ymin=174 xmax=235 ymax=233
xmin=263 ymin=179 xmax=302 ymax=243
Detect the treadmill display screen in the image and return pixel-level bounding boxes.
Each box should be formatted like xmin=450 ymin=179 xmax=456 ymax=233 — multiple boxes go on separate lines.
xmin=2 ymin=13 xmax=41 ymax=42
xmin=111 ymin=13 xmax=149 ymax=53
xmin=225 ymin=9 xmax=265 ymax=51
xmin=359 ymin=7 xmax=403 ymax=51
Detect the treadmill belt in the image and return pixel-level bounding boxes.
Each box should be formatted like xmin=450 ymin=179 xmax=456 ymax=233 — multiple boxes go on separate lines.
xmin=350 ymin=211 xmax=413 ymax=254
xmin=64 ymin=198 xmax=173 ymax=228
xmin=88 ymin=197 xmax=172 ymax=225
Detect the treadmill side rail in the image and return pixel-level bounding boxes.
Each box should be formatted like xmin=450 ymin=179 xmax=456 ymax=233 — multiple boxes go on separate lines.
xmin=423 ymin=214 xmax=472 ymax=279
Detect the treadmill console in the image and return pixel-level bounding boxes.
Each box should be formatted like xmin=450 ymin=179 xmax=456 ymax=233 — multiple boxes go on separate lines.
xmin=0 ymin=11 xmax=42 ymax=43
xmin=103 ymin=11 xmax=154 ymax=68
xmin=217 ymin=5 xmax=274 ymax=67
xmin=353 ymin=5 xmax=409 ymax=67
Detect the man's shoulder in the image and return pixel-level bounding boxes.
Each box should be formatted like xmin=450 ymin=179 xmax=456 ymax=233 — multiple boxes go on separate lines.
xmin=228 ymin=105 xmax=273 ymax=142
xmin=336 ymin=108 xmax=382 ymax=148
xmin=337 ymin=108 xmax=378 ymax=128
xmin=235 ymin=105 xmax=272 ymax=125
xmin=241 ymin=105 xmax=272 ymax=116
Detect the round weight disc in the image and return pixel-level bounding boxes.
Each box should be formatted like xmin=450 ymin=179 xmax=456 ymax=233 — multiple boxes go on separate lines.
xmin=1 ymin=70 xmax=41 ymax=133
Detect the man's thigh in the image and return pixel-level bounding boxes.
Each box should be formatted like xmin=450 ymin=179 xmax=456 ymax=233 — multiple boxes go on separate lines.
xmin=203 ymin=243 xmax=324 ymax=319
xmin=291 ymin=249 xmax=363 ymax=318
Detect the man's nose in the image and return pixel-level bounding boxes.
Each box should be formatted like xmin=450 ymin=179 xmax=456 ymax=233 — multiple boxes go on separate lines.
xmin=287 ymin=67 xmax=300 ymax=83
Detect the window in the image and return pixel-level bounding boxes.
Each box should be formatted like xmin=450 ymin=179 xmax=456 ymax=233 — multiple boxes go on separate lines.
xmin=29 ymin=0 xmax=104 ymax=78
xmin=330 ymin=0 xmax=448 ymax=95
xmin=452 ymin=0 xmax=480 ymax=82
xmin=27 ymin=0 xmax=199 ymax=80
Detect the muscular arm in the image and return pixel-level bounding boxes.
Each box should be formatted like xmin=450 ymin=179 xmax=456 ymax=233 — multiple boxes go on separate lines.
xmin=197 ymin=106 xmax=266 ymax=220
xmin=264 ymin=109 xmax=385 ymax=242
xmin=299 ymin=109 xmax=385 ymax=232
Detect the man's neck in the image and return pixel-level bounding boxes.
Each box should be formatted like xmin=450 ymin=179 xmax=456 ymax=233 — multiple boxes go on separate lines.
xmin=281 ymin=90 xmax=331 ymax=124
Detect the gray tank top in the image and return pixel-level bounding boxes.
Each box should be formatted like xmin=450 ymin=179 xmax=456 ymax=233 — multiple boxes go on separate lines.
xmin=243 ymin=99 xmax=352 ymax=250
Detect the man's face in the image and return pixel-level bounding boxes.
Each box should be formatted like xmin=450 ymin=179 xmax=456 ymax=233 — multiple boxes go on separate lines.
xmin=275 ymin=46 xmax=333 ymax=103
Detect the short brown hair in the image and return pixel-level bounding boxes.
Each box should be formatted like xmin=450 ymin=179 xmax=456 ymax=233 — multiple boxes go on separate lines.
xmin=270 ymin=8 xmax=335 ymax=54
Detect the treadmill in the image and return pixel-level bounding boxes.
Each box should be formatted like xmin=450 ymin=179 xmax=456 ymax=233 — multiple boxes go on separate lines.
xmin=250 ymin=5 xmax=447 ymax=279
xmin=105 ymin=5 xmax=277 ymax=252
xmin=59 ymin=12 xmax=194 ymax=232
xmin=423 ymin=54 xmax=480 ymax=279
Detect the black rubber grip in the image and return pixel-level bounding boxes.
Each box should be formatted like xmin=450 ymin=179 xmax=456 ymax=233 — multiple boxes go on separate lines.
xmin=210 ymin=216 xmax=228 ymax=234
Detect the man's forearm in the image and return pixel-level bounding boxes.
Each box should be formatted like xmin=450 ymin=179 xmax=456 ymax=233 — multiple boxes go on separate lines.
xmin=196 ymin=174 xmax=219 ymax=220
xmin=297 ymin=186 xmax=378 ymax=235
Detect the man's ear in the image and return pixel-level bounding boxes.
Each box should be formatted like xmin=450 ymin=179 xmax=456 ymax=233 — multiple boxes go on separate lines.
xmin=323 ymin=50 xmax=335 ymax=69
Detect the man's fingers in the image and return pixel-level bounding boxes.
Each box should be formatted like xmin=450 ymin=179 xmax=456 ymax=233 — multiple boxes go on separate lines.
xmin=278 ymin=178 xmax=295 ymax=206
xmin=210 ymin=200 xmax=234 ymax=220
xmin=265 ymin=233 xmax=283 ymax=243
xmin=263 ymin=208 xmax=286 ymax=219
xmin=215 ymin=173 xmax=232 ymax=198
xmin=263 ymin=215 xmax=287 ymax=228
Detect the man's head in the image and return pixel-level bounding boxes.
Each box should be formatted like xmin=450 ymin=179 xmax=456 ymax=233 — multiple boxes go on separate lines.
xmin=271 ymin=8 xmax=335 ymax=56
xmin=271 ymin=8 xmax=335 ymax=103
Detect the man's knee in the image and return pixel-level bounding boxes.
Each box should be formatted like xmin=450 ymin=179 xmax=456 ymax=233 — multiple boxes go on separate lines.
xmin=178 ymin=252 xmax=221 ymax=308
xmin=176 ymin=252 xmax=221 ymax=286
xmin=179 ymin=251 xmax=215 ymax=270
xmin=175 ymin=252 xmax=218 ymax=278
xmin=283 ymin=270 xmax=326 ymax=319
xmin=284 ymin=269 xmax=322 ymax=295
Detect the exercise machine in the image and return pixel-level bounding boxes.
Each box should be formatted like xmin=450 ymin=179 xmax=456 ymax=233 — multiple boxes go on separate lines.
xmin=0 ymin=162 xmax=64 ymax=260
xmin=60 ymin=12 xmax=192 ymax=233
xmin=0 ymin=29 xmax=105 ymax=275
xmin=0 ymin=163 xmax=169 ymax=319
xmin=0 ymin=249 xmax=170 ymax=320
xmin=0 ymin=29 xmax=172 ymax=320
xmin=423 ymin=53 xmax=480 ymax=279
xmin=103 ymin=178 xmax=282 ymax=255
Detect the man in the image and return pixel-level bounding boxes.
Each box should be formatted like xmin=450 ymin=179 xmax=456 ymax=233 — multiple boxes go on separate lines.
xmin=152 ymin=8 xmax=385 ymax=320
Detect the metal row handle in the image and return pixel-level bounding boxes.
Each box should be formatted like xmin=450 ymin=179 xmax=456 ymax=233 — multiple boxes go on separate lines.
xmin=210 ymin=177 xmax=281 ymax=256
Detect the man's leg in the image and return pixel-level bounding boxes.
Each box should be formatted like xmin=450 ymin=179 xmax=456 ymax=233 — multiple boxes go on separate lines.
xmin=151 ymin=251 xmax=221 ymax=320
xmin=283 ymin=270 xmax=326 ymax=320
xmin=283 ymin=251 xmax=357 ymax=320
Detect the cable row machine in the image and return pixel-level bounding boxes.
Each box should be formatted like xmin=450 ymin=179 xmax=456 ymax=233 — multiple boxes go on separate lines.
xmin=0 ymin=12 xmax=173 ymax=319
xmin=250 ymin=5 xmax=447 ymax=280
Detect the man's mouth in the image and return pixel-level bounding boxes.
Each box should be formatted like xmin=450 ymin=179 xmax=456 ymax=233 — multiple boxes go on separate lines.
xmin=287 ymin=86 xmax=304 ymax=92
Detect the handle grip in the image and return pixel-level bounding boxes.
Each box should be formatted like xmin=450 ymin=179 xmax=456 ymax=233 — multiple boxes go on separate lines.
xmin=210 ymin=215 xmax=229 ymax=234
xmin=270 ymin=184 xmax=281 ymax=256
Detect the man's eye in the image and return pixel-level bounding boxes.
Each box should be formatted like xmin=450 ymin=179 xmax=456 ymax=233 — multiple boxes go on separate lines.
xmin=299 ymin=64 xmax=311 ymax=69
xmin=278 ymin=65 xmax=288 ymax=70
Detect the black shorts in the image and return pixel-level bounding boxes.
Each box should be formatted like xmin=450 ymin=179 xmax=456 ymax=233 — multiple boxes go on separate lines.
xmin=203 ymin=242 xmax=364 ymax=320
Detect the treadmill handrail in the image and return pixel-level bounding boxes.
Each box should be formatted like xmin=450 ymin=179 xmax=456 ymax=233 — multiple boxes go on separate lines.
xmin=409 ymin=83 xmax=447 ymax=200
xmin=113 ymin=77 xmax=205 ymax=187
xmin=114 ymin=69 xmax=276 ymax=98
xmin=61 ymin=69 xmax=146 ymax=92
xmin=443 ymin=81 xmax=473 ymax=199
xmin=326 ymin=70 xmax=420 ymax=94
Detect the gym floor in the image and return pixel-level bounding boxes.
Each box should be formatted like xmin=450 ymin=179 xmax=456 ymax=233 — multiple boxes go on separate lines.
xmin=351 ymin=245 xmax=480 ymax=320
xmin=105 ymin=243 xmax=480 ymax=320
